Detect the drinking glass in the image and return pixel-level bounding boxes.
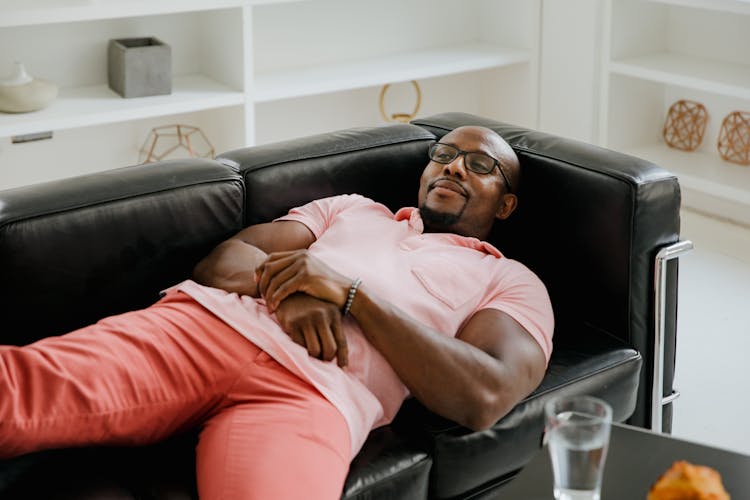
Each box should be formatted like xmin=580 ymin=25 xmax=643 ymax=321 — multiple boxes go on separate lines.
xmin=545 ymin=395 xmax=612 ymax=500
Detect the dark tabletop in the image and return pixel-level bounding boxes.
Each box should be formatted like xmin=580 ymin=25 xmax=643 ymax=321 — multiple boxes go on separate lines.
xmin=494 ymin=423 xmax=750 ymax=499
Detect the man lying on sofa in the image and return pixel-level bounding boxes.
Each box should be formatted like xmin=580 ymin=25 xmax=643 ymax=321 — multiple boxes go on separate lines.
xmin=0 ymin=126 xmax=553 ymax=500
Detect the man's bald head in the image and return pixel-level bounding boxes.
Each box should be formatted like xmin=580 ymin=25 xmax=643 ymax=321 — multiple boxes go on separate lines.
xmin=418 ymin=125 xmax=520 ymax=240
xmin=440 ymin=126 xmax=520 ymax=193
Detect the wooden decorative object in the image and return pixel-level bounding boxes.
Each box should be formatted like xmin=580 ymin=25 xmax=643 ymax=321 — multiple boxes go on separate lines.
xmin=717 ymin=111 xmax=750 ymax=166
xmin=139 ymin=124 xmax=215 ymax=164
xmin=662 ymin=99 xmax=708 ymax=151
xmin=379 ymin=80 xmax=422 ymax=123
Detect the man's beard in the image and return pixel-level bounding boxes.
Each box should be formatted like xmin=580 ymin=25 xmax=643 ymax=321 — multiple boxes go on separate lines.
xmin=419 ymin=204 xmax=464 ymax=232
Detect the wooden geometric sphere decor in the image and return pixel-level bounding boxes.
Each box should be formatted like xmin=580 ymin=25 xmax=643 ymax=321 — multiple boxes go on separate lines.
xmin=717 ymin=111 xmax=750 ymax=166
xmin=663 ymin=99 xmax=708 ymax=152
xmin=138 ymin=124 xmax=215 ymax=164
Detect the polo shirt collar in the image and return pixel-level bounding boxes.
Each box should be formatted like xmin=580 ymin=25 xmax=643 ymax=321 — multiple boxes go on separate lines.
xmin=394 ymin=207 xmax=504 ymax=258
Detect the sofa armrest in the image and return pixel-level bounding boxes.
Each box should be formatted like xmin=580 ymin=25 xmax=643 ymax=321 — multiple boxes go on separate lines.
xmin=412 ymin=112 xmax=682 ymax=431
xmin=392 ymin=324 xmax=641 ymax=499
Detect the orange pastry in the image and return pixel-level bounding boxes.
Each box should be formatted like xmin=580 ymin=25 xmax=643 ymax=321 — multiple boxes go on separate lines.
xmin=648 ymin=460 xmax=730 ymax=500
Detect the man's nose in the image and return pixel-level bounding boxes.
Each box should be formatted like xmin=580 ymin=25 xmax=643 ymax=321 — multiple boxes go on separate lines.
xmin=443 ymin=154 xmax=468 ymax=178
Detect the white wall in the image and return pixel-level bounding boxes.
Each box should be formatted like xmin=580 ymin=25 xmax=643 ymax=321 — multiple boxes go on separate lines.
xmin=538 ymin=0 xmax=603 ymax=143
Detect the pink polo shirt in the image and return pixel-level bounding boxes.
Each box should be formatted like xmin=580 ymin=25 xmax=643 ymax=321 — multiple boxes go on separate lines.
xmin=173 ymin=194 xmax=553 ymax=458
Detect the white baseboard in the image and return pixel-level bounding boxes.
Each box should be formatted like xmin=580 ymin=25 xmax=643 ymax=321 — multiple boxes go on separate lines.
xmin=680 ymin=208 xmax=750 ymax=266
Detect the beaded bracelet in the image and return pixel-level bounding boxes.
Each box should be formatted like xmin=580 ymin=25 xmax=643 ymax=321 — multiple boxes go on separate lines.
xmin=342 ymin=277 xmax=362 ymax=316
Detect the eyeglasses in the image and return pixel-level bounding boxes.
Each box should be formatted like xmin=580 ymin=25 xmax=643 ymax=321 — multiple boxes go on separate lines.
xmin=428 ymin=142 xmax=513 ymax=193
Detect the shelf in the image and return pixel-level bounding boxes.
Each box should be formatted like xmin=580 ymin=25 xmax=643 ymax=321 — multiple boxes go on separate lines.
xmin=254 ymin=42 xmax=530 ymax=103
xmin=626 ymin=143 xmax=750 ymax=223
xmin=628 ymin=143 xmax=750 ymax=204
xmin=0 ymin=0 xmax=308 ymax=28
xmin=0 ymin=0 xmax=241 ymax=27
xmin=0 ymin=0 xmax=302 ymax=27
xmin=0 ymin=74 xmax=244 ymax=137
xmin=647 ymin=0 xmax=750 ymax=15
xmin=609 ymin=52 xmax=750 ymax=100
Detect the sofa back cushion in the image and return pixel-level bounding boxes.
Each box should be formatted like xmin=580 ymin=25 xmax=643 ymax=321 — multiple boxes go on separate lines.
xmin=217 ymin=124 xmax=436 ymax=226
xmin=0 ymin=159 xmax=243 ymax=345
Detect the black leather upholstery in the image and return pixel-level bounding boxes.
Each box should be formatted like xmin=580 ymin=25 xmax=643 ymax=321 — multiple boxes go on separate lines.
xmin=0 ymin=159 xmax=244 ymax=345
xmin=217 ymin=124 xmax=435 ymax=225
xmin=343 ymin=427 xmax=431 ymax=500
xmin=0 ymin=114 xmax=682 ymax=499
xmin=0 ymin=433 xmax=199 ymax=499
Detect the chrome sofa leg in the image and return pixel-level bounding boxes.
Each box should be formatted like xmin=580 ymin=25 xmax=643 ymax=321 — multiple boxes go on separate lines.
xmin=652 ymin=240 xmax=694 ymax=432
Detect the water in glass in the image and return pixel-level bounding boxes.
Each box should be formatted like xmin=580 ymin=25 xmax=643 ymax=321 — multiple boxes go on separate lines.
xmin=548 ymin=410 xmax=609 ymax=500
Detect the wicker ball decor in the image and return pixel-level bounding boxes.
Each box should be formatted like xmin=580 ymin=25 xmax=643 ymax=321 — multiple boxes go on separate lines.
xmin=717 ymin=111 xmax=750 ymax=166
xmin=663 ymin=99 xmax=708 ymax=151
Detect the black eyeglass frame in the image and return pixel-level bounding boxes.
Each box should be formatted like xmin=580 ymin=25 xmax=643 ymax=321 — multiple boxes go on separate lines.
xmin=428 ymin=142 xmax=514 ymax=193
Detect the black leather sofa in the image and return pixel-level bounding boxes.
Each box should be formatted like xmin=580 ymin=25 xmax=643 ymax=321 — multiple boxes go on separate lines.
xmin=0 ymin=113 xmax=683 ymax=499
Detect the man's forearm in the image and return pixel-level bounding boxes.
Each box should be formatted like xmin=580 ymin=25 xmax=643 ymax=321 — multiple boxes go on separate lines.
xmin=348 ymin=286 xmax=517 ymax=431
xmin=192 ymin=238 xmax=268 ymax=297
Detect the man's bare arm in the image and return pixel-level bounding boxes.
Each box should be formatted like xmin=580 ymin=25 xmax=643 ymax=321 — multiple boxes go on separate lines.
xmin=274 ymin=293 xmax=348 ymax=367
xmin=255 ymin=250 xmax=547 ymax=430
xmin=349 ymin=288 xmax=546 ymax=431
xmin=193 ymin=221 xmax=349 ymax=364
xmin=192 ymin=220 xmax=316 ymax=297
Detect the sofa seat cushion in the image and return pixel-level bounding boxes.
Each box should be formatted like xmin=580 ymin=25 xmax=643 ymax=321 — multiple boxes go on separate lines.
xmin=394 ymin=326 xmax=642 ymax=499
xmin=343 ymin=426 xmax=431 ymax=500
xmin=0 ymin=433 xmax=199 ymax=499
xmin=0 ymin=426 xmax=431 ymax=500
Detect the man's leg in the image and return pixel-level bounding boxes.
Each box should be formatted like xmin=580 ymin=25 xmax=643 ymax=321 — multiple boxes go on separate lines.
xmin=0 ymin=291 xmax=256 ymax=458
xmin=196 ymin=351 xmax=351 ymax=500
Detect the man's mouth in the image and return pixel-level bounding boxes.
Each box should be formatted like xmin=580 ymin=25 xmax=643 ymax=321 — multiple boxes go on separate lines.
xmin=430 ymin=179 xmax=468 ymax=197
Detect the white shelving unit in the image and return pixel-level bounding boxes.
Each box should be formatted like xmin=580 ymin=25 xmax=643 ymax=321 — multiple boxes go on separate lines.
xmin=0 ymin=0 xmax=259 ymax=27
xmin=0 ymin=0 xmax=541 ymax=190
xmin=609 ymin=53 xmax=750 ymax=100
xmin=0 ymin=75 xmax=245 ymax=138
xmin=647 ymin=0 xmax=750 ymax=15
xmin=0 ymin=2 xmax=251 ymax=189
xmin=254 ymin=43 xmax=530 ymax=103
xmin=250 ymin=0 xmax=540 ymax=145
xmin=600 ymin=0 xmax=750 ymax=226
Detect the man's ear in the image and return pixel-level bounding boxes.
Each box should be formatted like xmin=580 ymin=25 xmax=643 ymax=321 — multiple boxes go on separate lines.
xmin=495 ymin=193 xmax=518 ymax=220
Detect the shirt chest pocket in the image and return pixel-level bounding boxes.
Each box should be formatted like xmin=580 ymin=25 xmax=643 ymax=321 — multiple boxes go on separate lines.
xmin=411 ymin=258 xmax=484 ymax=310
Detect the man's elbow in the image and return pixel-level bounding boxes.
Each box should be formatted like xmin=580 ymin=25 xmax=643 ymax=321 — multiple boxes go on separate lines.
xmin=191 ymin=239 xmax=239 ymax=285
xmin=191 ymin=259 xmax=208 ymax=283
xmin=463 ymin=357 xmax=547 ymax=431
xmin=461 ymin=392 xmax=514 ymax=432
xmin=463 ymin=414 xmax=497 ymax=432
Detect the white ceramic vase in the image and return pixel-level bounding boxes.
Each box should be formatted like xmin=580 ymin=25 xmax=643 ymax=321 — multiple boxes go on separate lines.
xmin=0 ymin=62 xmax=58 ymax=113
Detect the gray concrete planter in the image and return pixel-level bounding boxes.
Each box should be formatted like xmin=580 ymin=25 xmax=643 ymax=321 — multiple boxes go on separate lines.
xmin=108 ymin=37 xmax=171 ymax=98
